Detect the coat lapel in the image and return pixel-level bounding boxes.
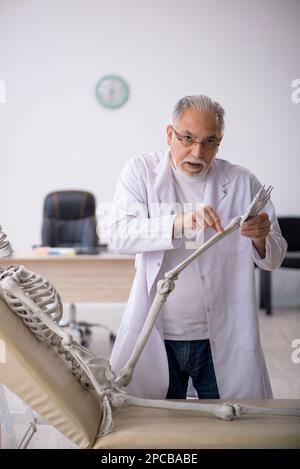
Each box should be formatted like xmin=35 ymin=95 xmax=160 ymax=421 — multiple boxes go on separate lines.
xmin=203 ymin=158 xmax=231 ymax=210
xmin=153 ymin=150 xmax=177 ymax=208
xmin=146 ymin=151 xmax=177 ymax=296
xmin=201 ymin=159 xmax=231 ymax=255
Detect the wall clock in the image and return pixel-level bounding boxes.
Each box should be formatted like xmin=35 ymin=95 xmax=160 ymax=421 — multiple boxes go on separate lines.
xmin=95 ymin=75 xmax=129 ymax=109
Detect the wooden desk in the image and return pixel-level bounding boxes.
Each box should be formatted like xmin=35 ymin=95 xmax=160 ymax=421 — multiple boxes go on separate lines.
xmin=0 ymin=252 xmax=135 ymax=303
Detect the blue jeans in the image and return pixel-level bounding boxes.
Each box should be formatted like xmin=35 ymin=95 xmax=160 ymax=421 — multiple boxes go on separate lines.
xmin=165 ymin=339 xmax=220 ymax=399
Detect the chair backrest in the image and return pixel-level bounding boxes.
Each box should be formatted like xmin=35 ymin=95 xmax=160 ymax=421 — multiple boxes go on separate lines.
xmin=278 ymin=217 xmax=300 ymax=252
xmin=42 ymin=190 xmax=98 ymax=247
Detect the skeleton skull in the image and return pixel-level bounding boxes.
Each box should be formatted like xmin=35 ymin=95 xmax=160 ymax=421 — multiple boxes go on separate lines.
xmin=0 ymin=225 xmax=13 ymax=257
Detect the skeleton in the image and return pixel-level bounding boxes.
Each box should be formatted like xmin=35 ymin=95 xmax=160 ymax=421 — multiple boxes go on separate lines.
xmin=0 ymin=186 xmax=299 ymax=437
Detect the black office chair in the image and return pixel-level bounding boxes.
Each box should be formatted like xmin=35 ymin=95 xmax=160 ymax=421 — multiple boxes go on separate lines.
xmin=259 ymin=217 xmax=300 ymax=315
xmin=42 ymin=190 xmax=116 ymax=347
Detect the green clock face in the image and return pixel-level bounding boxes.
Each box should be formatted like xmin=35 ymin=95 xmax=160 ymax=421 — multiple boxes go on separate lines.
xmin=95 ymin=75 xmax=129 ymax=109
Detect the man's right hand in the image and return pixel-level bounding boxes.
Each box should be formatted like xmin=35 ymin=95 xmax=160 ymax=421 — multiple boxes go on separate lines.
xmin=173 ymin=205 xmax=224 ymax=237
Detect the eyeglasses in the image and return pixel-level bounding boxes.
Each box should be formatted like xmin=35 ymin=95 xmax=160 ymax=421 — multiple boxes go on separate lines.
xmin=170 ymin=126 xmax=222 ymax=149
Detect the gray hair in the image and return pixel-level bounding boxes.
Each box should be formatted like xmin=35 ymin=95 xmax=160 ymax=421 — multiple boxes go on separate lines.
xmin=172 ymin=95 xmax=225 ymax=132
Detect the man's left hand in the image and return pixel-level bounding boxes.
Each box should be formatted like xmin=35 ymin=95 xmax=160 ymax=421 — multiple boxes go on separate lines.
xmin=240 ymin=212 xmax=271 ymax=258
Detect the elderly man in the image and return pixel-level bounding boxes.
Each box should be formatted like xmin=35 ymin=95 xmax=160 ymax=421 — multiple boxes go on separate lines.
xmin=107 ymin=95 xmax=287 ymax=400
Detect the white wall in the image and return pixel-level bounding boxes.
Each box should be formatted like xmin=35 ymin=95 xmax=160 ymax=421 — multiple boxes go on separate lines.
xmin=0 ymin=0 xmax=299 ymax=305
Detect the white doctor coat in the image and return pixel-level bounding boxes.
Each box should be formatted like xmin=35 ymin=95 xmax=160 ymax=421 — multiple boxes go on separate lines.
xmin=107 ymin=151 xmax=287 ymax=399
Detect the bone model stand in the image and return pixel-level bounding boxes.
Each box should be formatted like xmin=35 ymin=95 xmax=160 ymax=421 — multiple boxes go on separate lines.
xmin=0 ymin=185 xmax=299 ymax=438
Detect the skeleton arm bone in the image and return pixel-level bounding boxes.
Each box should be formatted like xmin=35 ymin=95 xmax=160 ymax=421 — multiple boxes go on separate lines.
xmin=115 ymin=277 xmax=176 ymax=387
xmin=166 ymin=216 xmax=241 ymax=279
